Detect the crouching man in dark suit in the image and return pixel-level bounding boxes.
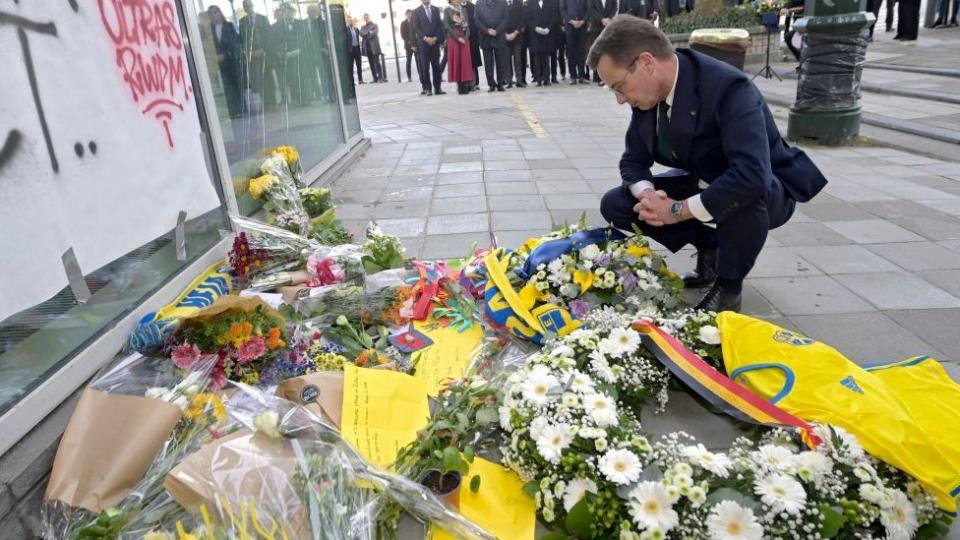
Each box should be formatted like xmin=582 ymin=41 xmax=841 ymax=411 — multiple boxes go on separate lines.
xmin=589 ymin=15 xmax=827 ymax=312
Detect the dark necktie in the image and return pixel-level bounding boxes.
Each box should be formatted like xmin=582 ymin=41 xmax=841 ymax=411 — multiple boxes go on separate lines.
xmin=657 ymin=102 xmax=674 ymax=164
xmin=426 ymin=7 xmax=431 ymax=21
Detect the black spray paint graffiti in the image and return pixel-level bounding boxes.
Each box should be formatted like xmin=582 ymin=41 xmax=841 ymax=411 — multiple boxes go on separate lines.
xmin=0 ymin=3 xmax=95 ymax=173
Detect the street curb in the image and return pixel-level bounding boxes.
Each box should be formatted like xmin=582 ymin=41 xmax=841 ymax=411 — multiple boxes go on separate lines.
xmin=779 ymin=71 xmax=960 ymax=106
xmin=763 ymin=94 xmax=960 ymax=146
xmin=864 ymin=63 xmax=960 ymax=79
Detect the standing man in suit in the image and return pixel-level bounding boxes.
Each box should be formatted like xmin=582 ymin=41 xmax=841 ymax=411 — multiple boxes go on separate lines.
xmin=589 ymin=16 xmax=827 ymax=312
xmin=894 ymin=0 xmax=921 ymax=40
xmin=412 ymin=0 xmax=447 ymax=95
xmin=239 ymin=0 xmax=273 ymax=111
xmin=526 ymin=0 xmax=560 ymax=86
xmin=477 ymin=0 xmax=510 ymax=91
xmin=360 ymin=14 xmax=384 ymax=82
xmin=562 ymin=0 xmax=590 ymax=83
xmin=504 ymin=0 xmax=527 ymax=87
xmin=345 ymin=18 xmax=365 ymax=84
xmin=463 ymin=0 xmax=484 ymax=90
xmin=588 ymin=0 xmax=617 ymax=85
xmin=618 ymin=0 xmax=658 ymax=22
xmin=400 ymin=10 xmax=421 ymax=82
xmin=206 ymin=6 xmax=244 ymax=118
xmin=271 ymin=3 xmax=306 ymax=106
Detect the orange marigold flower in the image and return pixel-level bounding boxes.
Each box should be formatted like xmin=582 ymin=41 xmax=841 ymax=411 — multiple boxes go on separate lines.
xmin=266 ymin=327 xmax=286 ymax=350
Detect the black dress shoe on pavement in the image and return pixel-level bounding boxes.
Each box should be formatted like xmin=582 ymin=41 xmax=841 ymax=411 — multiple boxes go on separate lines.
xmin=694 ymin=282 xmax=742 ymax=313
xmin=435 ymin=90 xmax=447 ymax=95
xmin=488 ymin=86 xmax=497 ymax=92
xmin=551 ymin=77 xmax=559 ymax=84
xmin=681 ymin=248 xmax=718 ymax=289
xmin=420 ymin=90 xmax=429 ymax=96
xmin=497 ymin=85 xmax=505 ymax=92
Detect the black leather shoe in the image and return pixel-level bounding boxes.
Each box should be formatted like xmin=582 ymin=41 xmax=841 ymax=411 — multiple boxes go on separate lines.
xmin=488 ymin=86 xmax=497 ymax=92
xmin=682 ymin=248 xmax=718 ymax=289
xmin=496 ymin=85 xmax=505 ymax=92
xmin=435 ymin=90 xmax=447 ymax=95
xmin=694 ymin=282 xmax=742 ymax=313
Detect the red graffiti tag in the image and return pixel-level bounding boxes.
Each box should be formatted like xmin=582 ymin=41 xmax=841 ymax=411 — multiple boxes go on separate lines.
xmin=97 ymin=0 xmax=192 ymax=148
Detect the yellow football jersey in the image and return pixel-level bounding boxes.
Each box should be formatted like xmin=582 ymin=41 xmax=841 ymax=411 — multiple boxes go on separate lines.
xmin=717 ymin=312 xmax=960 ymax=511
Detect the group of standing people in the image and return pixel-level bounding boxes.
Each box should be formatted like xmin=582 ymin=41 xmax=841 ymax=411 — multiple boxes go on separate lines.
xmin=345 ymin=15 xmax=391 ymax=84
xmin=201 ymin=1 xmax=338 ymax=119
xmin=385 ymin=0 xmax=661 ymax=96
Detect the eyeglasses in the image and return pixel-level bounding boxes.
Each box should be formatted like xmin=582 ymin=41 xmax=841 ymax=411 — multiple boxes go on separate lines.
xmin=607 ymin=56 xmax=639 ymax=97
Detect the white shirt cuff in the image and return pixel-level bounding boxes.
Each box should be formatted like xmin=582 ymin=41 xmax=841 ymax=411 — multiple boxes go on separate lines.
xmin=686 ymin=194 xmax=714 ymax=222
xmin=628 ymin=180 xmax=655 ymax=199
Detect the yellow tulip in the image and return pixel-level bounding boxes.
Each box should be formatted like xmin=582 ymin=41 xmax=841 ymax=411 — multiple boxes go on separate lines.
xmin=573 ymin=270 xmax=595 ymax=294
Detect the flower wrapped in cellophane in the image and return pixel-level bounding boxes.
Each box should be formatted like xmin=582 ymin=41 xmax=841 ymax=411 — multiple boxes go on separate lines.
xmin=226 ymin=216 xmax=315 ymax=290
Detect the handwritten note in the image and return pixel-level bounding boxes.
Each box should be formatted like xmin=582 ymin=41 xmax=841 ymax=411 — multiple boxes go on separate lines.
xmin=431 ymin=457 xmax=537 ymax=540
xmin=412 ymin=321 xmax=484 ymax=397
xmin=340 ymin=364 xmax=430 ymax=468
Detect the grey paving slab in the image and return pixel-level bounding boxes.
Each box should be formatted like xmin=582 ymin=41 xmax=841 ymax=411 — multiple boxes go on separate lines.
xmin=917 ymin=199 xmax=960 ymax=216
xmin=434 ymin=183 xmax=485 ymax=199
xmin=438 ymin=161 xmax=483 ymax=174
xmin=484 ymin=170 xmax=533 ymax=182
xmin=427 ymin=213 xmax=490 ymax=235
xmin=422 ymin=232 xmax=491 ymax=260
xmin=750 ymin=276 xmax=875 ymax=315
xmin=376 ymin=217 xmax=426 ymax=238
xmin=792 ymin=245 xmax=903 ymax=274
xmin=444 ymin=145 xmax=482 ymax=155
xmin=388 ymin=175 xmax=437 ymax=189
xmin=393 ymin=164 xmax=440 ymax=176
xmin=544 ymin=194 xmax=601 ymax=210
xmin=748 ymin=247 xmax=822 ymax=278
xmin=856 ymin=199 xmax=953 ymax=220
xmin=441 ymin=153 xmax=482 ymax=164
xmin=886 ymin=309 xmax=960 ymax=361
xmin=550 ymin=209 xmax=608 ymax=228
xmin=788 ymin=312 xmax=947 ymax=365
xmin=436 ymin=172 xmax=483 ymax=185
xmin=796 ymin=202 xmax=876 ymax=222
xmin=833 ymin=272 xmax=960 ymax=310
xmin=769 ymin=222 xmax=854 ymax=246
xmin=740 ymin=283 xmax=781 ymax=318
xmin=483 ymin=150 xmax=526 ymax=160
xmin=494 ymin=229 xmax=553 ymax=249
xmin=877 ymin=185 xmax=959 ymax=200
xmin=335 ymin=176 xmax=390 ymax=191
xmin=824 ymin=219 xmax=926 ymax=244
xmin=823 ymin=186 xmax=896 ymax=202
xmin=381 ymin=186 xmax=433 ymax=202
xmin=890 ymin=216 xmax=960 ymax=241
xmin=578 ymin=167 xmax=621 ymax=180
xmin=429 ymin=196 xmax=488 ymax=215
xmin=940 ymin=240 xmax=960 ymax=254
xmin=488 ymin=182 xmax=538 ymax=195
xmin=492 ymin=211 xmax=553 ymax=231
xmin=532 ymin=168 xmax=584 ymax=181
xmin=373 ymin=200 xmax=430 ymax=218
xmin=333 ymin=189 xmax=381 ymax=204
xmin=866 ymin=242 xmax=960 ymax=271
xmin=916 ymin=270 xmax=960 ymax=300
xmin=332 ymin=202 xmax=376 ymax=220
xmin=536 ymin=180 xmax=593 ymax=194
xmin=488 ymin=194 xmax=546 ymax=211
xmin=528 ymin=158 xmax=575 ymax=169
xmin=483 ymin=160 xmax=530 ymax=171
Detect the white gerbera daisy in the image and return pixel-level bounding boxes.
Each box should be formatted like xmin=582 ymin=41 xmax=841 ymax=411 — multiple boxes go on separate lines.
xmin=522 ymin=368 xmax=559 ymax=406
xmin=599 ymin=327 xmax=641 ymax=358
xmin=698 ymin=325 xmax=721 ymax=345
xmin=584 ymin=393 xmax=618 ymax=427
xmin=681 ymin=444 xmax=732 ymax=478
xmin=706 ymin=500 xmax=764 ymax=540
xmin=563 ymin=478 xmax=598 ymax=512
xmin=498 ymin=406 xmax=513 ymax=431
xmin=754 ymin=473 xmax=807 ymax=515
xmin=754 ymin=444 xmax=795 ymax=471
xmin=628 ymin=482 xmax=679 ymax=532
xmin=529 ymin=416 xmax=549 ymax=440
xmin=551 ymin=345 xmax=575 ymax=358
xmin=536 ymin=423 xmax=573 ymax=464
xmin=791 ymin=451 xmax=832 ymax=481
xmin=599 ymin=449 xmax=642 ymax=485
xmin=589 ymin=350 xmax=617 ymax=383
xmin=580 ymin=244 xmax=601 ymax=260
xmin=562 ymin=392 xmax=579 ymax=407
xmin=859 ymin=484 xmax=885 ymax=506
xmin=880 ymin=490 xmax=918 ymax=540
xmin=567 ymin=370 xmax=596 ymax=394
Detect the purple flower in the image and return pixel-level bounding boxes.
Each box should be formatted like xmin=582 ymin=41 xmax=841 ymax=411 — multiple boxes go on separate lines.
xmin=569 ymin=299 xmax=591 ymax=319
xmin=595 ymin=254 xmax=611 ymax=267
xmin=622 ymin=273 xmax=638 ymax=291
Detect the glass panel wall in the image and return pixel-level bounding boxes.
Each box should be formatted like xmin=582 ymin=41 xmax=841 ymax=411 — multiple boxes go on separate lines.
xmin=196 ymin=0 xmax=355 ymax=214
xmin=330 ymin=0 xmax=362 ymax=137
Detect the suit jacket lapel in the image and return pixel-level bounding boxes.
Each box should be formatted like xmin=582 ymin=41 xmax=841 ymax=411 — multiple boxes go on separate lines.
xmin=669 ymin=51 xmax=699 ymax=168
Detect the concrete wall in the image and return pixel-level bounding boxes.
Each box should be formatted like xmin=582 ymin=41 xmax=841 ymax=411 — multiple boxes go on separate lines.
xmin=669 ymin=25 xmax=773 ymax=66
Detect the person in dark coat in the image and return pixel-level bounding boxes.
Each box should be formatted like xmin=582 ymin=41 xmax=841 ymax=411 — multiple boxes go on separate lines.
xmin=476 ymin=0 xmax=510 ymax=91
xmin=589 ymin=17 xmax=827 ymax=312
xmin=464 ymin=0 xmax=484 ymax=90
xmin=504 ymin=0 xmax=528 ymax=87
xmin=588 ymin=0 xmax=617 ymax=84
xmin=894 ymin=0 xmax=920 ymax=40
xmin=239 ymin=0 xmax=273 ymax=110
xmin=618 ymin=0 xmax=657 ymax=19
xmin=525 ymin=0 xmax=560 ymax=85
xmin=562 ymin=0 xmax=590 ymax=83
xmin=360 ymin=14 xmax=384 ymax=82
xmin=412 ymin=0 xmax=448 ymax=95
xmin=400 ymin=10 xmax=421 ymax=82
xmin=270 ymin=4 xmax=307 ymax=106
xmin=205 ymin=6 xmax=244 ymax=118
xmin=550 ymin=10 xmax=566 ymax=82
xmin=344 ymin=18 xmax=365 ymax=84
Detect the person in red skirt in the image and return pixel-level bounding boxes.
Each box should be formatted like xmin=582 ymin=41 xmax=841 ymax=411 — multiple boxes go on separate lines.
xmin=444 ymin=0 xmax=476 ymax=94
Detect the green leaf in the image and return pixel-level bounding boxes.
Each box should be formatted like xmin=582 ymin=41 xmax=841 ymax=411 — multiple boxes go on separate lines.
xmin=470 ymin=474 xmax=481 ymax=493
xmin=475 ymin=407 xmax=499 ymax=426
xmin=818 ymin=504 xmax=846 ymax=538
xmin=523 ymin=480 xmax=540 ymax=498
xmin=464 ymin=445 xmax=475 ymax=463
xmin=442 ymin=446 xmax=461 ymax=473
xmin=705 ymin=488 xmax=760 ymax=512
xmin=538 ymin=533 xmax=568 ymax=540
xmin=564 ymin=497 xmax=593 ymax=538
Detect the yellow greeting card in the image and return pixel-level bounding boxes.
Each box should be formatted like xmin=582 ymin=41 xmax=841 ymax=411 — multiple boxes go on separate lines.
xmin=412 ymin=320 xmax=484 ymax=397
xmin=340 ymin=364 xmax=430 ymax=468
xmin=430 ymin=457 xmax=536 ymax=540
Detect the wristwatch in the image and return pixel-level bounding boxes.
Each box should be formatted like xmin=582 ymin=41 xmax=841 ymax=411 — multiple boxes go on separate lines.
xmin=670 ymin=201 xmax=684 ymax=221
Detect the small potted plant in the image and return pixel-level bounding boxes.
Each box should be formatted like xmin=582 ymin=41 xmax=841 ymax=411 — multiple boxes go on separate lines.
xmin=417 ymin=446 xmax=471 ymax=510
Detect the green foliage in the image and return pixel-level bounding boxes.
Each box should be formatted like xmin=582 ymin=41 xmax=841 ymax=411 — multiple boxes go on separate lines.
xmin=299 ymin=187 xmax=332 ymax=218
xmin=362 ymin=232 xmax=406 ymax=274
xmin=818 ymin=504 xmax=846 ymax=538
xmin=660 ymin=5 xmax=760 ymax=34
xmin=565 ymin=498 xmax=593 ymax=538
xmin=308 ymin=209 xmax=353 ymax=245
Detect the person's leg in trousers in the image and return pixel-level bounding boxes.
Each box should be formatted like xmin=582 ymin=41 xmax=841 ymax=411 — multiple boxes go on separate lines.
xmin=885 ymin=0 xmax=897 ymax=29
xmin=417 ymin=43 xmax=432 ymax=91
xmin=406 ymin=49 xmax=413 ymax=81
xmin=504 ymin=41 xmax=517 ymax=85
xmin=549 ymin=50 xmax=558 ymax=83
xmin=430 ymin=44 xmax=443 ymax=93
xmin=354 ymin=50 xmax=364 ymax=82
xmin=495 ymin=47 xmax=508 ymax=88
xmin=557 ymin=39 xmax=566 ymax=78
xmin=517 ymin=36 xmax=528 ymax=85
xmin=483 ymin=47 xmax=498 ymax=89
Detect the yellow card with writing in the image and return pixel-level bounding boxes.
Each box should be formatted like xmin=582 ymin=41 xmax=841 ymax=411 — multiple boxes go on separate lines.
xmin=430 ymin=457 xmax=537 ymax=540
xmin=412 ymin=320 xmax=484 ymax=397
xmin=340 ymin=364 xmax=430 ymax=468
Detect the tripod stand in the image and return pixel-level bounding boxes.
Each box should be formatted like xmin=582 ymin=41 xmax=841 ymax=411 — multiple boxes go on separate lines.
xmin=752 ymin=21 xmax=783 ymax=81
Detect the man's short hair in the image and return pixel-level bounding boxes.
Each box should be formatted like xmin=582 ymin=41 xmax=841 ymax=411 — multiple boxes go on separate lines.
xmin=405 ymin=9 xmax=412 ymax=13
xmin=587 ymin=15 xmax=674 ymax=69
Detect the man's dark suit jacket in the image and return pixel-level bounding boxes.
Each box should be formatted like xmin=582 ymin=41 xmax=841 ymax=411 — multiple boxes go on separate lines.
xmin=412 ymin=4 xmax=446 ymax=42
xmin=524 ymin=0 xmax=560 ymax=53
xmin=561 ymin=0 xmax=590 ymax=26
xmin=505 ymin=0 xmax=526 ymax=34
xmin=618 ymin=0 xmax=656 ymax=18
xmin=476 ymin=0 xmax=509 ymax=48
xmin=588 ymin=0 xmax=618 ymax=34
xmin=619 ymin=49 xmax=827 ymax=223
xmin=239 ymin=12 xmax=270 ymax=54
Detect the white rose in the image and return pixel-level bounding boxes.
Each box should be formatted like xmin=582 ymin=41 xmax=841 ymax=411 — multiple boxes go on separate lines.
xmin=698 ymin=325 xmax=721 ymax=345
xmin=253 ymin=410 xmax=282 ymax=439
xmin=580 ymin=245 xmax=601 ymax=260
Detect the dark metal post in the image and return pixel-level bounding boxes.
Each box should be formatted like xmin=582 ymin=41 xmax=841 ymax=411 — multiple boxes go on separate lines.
xmin=386 ymin=0 xmax=403 ymax=82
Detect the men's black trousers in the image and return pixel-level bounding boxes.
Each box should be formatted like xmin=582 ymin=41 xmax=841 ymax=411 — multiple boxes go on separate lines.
xmin=482 ymin=46 xmax=508 ymax=88
xmin=565 ymin=26 xmax=587 ymax=79
xmin=599 ymin=170 xmax=796 ymax=282
xmin=505 ymin=38 xmax=527 ymax=84
xmin=418 ymin=42 xmax=443 ymax=92
xmin=531 ymin=51 xmax=550 ymax=83
xmin=406 ymin=48 xmax=420 ymax=81
xmin=366 ymin=53 xmax=383 ymax=81
xmin=349 ymin=47 xmax=364 ymax=82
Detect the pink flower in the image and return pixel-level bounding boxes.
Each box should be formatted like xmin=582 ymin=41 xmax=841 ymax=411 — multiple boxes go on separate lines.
xmin=210 ymin=362 xmax=228 ymax=391
xmin=236 ymin=336 xmax=266 ymax=364
xmin=171 ymin=342 xmax=201 ymax=370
